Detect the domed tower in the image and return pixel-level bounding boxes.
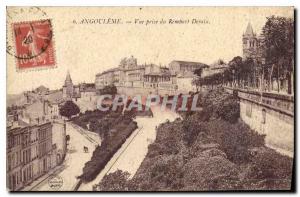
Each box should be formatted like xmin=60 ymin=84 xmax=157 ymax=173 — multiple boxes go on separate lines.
xmin=63 ymin=71 xmax=74 ymax=99
xmin=242 ymin=22 xmax=258 ymax=60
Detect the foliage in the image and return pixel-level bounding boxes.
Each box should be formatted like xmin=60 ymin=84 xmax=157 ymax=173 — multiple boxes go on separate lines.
xmin=263 ymin=16 xmax=294 ymax=68
xmin=98 ymin=170 xmax=131 ymax=191
xmin=73 ymin=108 xmax=141 ymax=183
xmin=59 ymin=100 xmax=80 ymax=119
xmin=261 ymin=16 xmax=294 ymax=94
xmin=241 ymin=147 xmax=293 ymax=190
xmin=98 ymin=85 xmax=117 ymax=95
xmin=198 ymin=87 xmax=240 ymax=123
xmin=127 ymin=155 xmax=185 ymax=191
xmin=182 ymin=155 xmax=240 ymax=190
xmin=97 ymin=88 xmax=292 ymax=191
xmin=195 ymin=119 xmax=265 ymax=164
xmin=80 ymin=120 xmax=137 ymax=182
xmin=148 ymin=119 xmax=185 ymax=157
xmin=214 ymin=95 xmax=240 ymax=123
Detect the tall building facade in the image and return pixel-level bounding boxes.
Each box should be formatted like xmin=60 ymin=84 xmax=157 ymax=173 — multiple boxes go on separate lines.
xmin=7 ymin=121 xmax=54 ymax=191
xmin=7 ymin=86 xmax=67 ymax=191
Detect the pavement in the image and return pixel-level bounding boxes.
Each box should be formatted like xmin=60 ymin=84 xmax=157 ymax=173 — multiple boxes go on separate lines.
xmin=30 ymin=122 xmax=100 ymax=191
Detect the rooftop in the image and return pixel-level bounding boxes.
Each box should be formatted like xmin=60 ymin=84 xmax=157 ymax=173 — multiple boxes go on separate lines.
xmin=170 ymin=60 xmax=209 ymax=67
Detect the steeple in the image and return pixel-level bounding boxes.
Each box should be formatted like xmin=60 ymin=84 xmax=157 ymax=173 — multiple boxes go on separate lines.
xmin=64 ymin=70 xmax=73 ymax=86
xmin=63 ymin=70 xmax=74 ymax=99
xmin=245 ymin=22 xmax=254 ymax=36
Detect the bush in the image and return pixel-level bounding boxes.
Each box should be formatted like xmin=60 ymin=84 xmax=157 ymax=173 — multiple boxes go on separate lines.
xmin=182 ymin=155 xmax=240 ymax=190
xmin=129 ymin=155 xmax=185 ymax=191
xmin=80 ymin=121 xmax=138 ymax=182
xmin=200 ymin=87 xmax=240 ymax=123
xmin=182 ymin=116 xmax=202 ymax=146
xmin=193 ymin=119 xmax=265 ymax=164
xmin=215 ymin=96 xmax=240 ymax=123
xmin=147 ymin=120 xmax=185 ymax=157
xmin=242 ymin=147 xmax=293 ymax=190
xmin=98 ymin=170 xmax=130 ymax=191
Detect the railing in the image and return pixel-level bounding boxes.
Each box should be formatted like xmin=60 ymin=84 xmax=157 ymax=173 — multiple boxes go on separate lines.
xmin=225 ymin=86 xmax=294 ymax=117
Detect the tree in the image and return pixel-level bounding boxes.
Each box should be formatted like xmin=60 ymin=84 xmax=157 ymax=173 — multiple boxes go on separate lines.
xmin=262 ymin=16 xmax=294 ymax=94
xmin=59 ymin=100 xmax=80 ymax=119
xmin=193 ymin=68 xmax=203 ymax=91
xmin=228 ymin=56 xmax=243 ymax=87
xmin=98 ymin=85 xmax=117 ymax=95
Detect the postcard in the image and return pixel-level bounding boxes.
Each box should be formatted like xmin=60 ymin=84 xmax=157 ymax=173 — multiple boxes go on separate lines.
xmin=6 ymin=6 xmax=294 ymax=191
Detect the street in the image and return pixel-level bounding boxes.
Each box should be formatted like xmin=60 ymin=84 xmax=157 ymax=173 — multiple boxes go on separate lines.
xmin=79 ymin=106 xmax=180 ymax=191
xmin=31 ymin=122 xmax=100 ymax=191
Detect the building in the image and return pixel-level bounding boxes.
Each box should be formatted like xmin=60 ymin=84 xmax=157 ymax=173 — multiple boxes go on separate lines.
xmin=51 ymin=119 xmax=67 ymax=165
xmin=7 ymin=120 xmax=54 ymax=191
xmin=6 ymin=90 xmax=68 ymax=191
xmin=169 ymin=60 xmax=208 ymax=76
xmin=242 ymin=22 xmax=265 ymax=63
xmin=95 ymin=56 xmax=208 ymax=95
xmin=202 ymin=60 xmax=229 ymax=77
xmin=79 ymin=83 xmax=97 ymax=101
xmin=143 ymin=64 xmax=175 ymax=91
xmin=63 ymin=71 xmax=97 ymax=102
xmin=169 ymin=60 xmax=208 ymax=94
xmin=95 ymin=68 xmax=117 ymax=89
xmin=95 ymin=56 xmax=177 ymax=95
xmin=62 ymin=71 xmax=74 ymax=99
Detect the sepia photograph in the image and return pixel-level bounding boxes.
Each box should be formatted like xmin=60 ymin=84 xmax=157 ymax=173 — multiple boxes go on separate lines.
xmin=6 ymin=6 xmax=295 ymax=192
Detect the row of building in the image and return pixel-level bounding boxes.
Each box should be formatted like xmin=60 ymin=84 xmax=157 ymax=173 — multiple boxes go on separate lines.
xmin=7 ymin=86 xmax=67 ymax=191
xmin=94 ymin=56 xmax=213 ymax=96
xmin=91 ymin=22 xmax=272 ymax=97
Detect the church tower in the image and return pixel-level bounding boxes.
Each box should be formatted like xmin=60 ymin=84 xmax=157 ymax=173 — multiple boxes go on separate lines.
xmin=63 ymin=71 xmax=74 ymax=99
xmin=242 ymin=22 xmax=258 ymax=60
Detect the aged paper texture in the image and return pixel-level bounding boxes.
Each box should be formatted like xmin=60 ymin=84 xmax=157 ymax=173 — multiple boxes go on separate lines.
xmin=6 ymin=7 xmax=294 ymax=191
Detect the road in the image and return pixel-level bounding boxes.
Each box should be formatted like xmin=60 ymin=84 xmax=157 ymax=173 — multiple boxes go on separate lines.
xmin=32 ymin=122 xmax=100 ymax=191
xmin=79 ymin=106 xmax=180 ymax=191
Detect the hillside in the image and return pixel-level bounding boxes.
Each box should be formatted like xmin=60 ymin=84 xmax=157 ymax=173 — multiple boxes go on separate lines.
xmin=97 ymin=88 xmax=293 ymax=191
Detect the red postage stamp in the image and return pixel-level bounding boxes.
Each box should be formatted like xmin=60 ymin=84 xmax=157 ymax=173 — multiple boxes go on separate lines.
xmin=12 ymin=19 xmax=55 ymax=70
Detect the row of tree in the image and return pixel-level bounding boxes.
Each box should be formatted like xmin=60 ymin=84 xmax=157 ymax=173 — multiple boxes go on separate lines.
xmin=193 ymin=16 xmax=294 ymax=95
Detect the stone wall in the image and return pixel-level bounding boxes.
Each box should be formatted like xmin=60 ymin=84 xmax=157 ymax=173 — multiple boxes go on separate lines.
xmin=225 ymin=87 xmax=294 ymax=157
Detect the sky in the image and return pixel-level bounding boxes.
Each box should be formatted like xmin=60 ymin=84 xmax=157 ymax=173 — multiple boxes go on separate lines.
xmin=7 ymin=7 xmax=294 ymax=94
